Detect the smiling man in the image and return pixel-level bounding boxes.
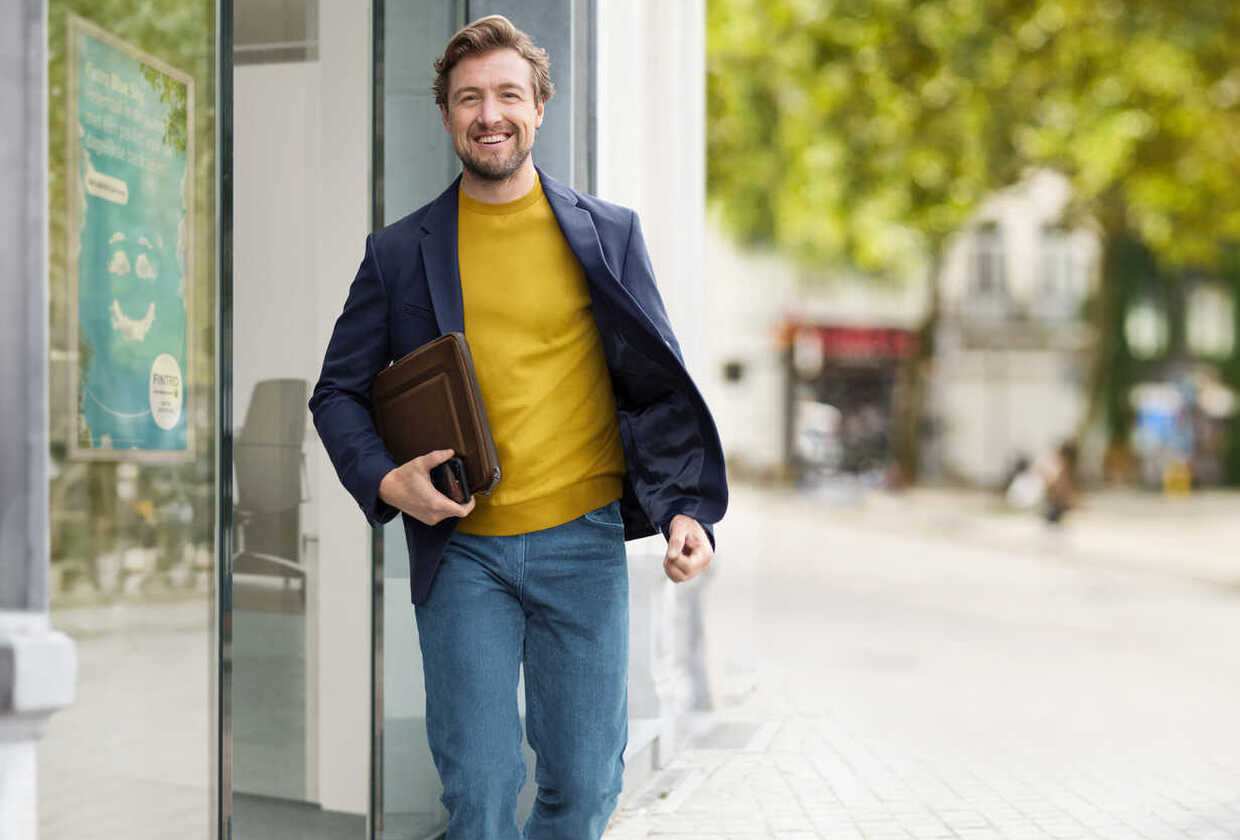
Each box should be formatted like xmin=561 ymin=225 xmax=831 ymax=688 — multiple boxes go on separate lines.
xmin=442 ymin=47 xmax=540 ymax=185
xmin=309 ymin=15 xmax=727 ymax=840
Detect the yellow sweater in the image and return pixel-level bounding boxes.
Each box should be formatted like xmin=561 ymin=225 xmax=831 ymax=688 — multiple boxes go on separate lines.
xmin=454 ymin=176 xmax=626 ymax=536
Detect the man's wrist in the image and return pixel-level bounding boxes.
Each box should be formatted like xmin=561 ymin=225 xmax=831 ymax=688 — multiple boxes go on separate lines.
xmin=662 ymin=510 xmax=698 ymax=536
xmin=377 ymin=467 xmax=400 ymax=507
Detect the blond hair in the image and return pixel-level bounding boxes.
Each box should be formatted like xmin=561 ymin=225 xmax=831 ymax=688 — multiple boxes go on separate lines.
xmin=432 ymin=15 xmax=554 ymax=109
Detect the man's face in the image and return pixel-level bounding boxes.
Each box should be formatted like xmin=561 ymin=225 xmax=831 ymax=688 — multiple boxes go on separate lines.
xmin=441 ymin=48 xmax=544 ymax=181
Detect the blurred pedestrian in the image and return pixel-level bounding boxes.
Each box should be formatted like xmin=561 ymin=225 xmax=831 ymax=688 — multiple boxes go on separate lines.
xmin=1039 ymin=441 xmax=1079 ymax=525
xmin=1002 ymin=453 xmax=1040 ymax=509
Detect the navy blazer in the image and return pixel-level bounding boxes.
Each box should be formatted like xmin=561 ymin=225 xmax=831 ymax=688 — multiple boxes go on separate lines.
xmin=309 ymin=169 xmax=728 ymax=604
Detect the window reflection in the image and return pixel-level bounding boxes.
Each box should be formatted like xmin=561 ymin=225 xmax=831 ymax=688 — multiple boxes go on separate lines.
xmin=378 ymin=2 xmax=465 ymax=837
xmin=230 ymin=1 xmax=376 ymax=837
xmin=42 ymin=2 xmax=217 ymax=839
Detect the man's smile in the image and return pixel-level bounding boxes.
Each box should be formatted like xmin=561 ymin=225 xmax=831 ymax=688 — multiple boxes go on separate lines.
xmin=474 ymin=132 xmax=512 ymax=147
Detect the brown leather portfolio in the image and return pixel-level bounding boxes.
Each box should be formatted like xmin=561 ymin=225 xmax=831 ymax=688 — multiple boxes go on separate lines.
xmin=371 ymin=332 xmax=501 ymax=495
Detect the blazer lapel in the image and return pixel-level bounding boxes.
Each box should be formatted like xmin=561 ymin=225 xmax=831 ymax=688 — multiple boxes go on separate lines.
xmin=425 ymin=169 xmax=630 ymax=335
xmin=540 ymin=170 xmax=618 ymax=288
xmin=540 ymin=170 xmax=668 ymax=349
xmin=418 ymin=177 xmax=465 ymax=335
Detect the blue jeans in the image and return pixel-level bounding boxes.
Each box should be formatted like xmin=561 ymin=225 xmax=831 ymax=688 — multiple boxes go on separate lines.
xmin=414 ymin=499 xmax=629 ymax=840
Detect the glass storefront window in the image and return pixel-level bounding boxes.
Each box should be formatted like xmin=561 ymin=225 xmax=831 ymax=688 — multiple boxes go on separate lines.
xmin=41 ymin=2 xmax=218 ymax=838
xmin=36 ymin=4 xmax=595 ymax=838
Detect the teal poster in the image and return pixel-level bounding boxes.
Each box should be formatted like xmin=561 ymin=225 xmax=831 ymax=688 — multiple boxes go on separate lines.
xmin=68 ymin=16 xmax=194 ymax=460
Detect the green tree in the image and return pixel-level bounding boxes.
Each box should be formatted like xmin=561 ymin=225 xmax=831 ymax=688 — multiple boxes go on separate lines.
xmin=1220 ymin=245 xmax=1240 ymax=485
xmin=1005 ymin=2 xmax=1240 ymax=469
xmin=707 ymin=0 xmax=1240 ymax=480
xmin=707 ymin=0 xmax=1043 ymax=477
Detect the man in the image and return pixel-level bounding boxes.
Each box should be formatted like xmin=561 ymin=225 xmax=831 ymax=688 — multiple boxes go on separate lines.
xmin=309 ymin=15 xmax=727 ymax=840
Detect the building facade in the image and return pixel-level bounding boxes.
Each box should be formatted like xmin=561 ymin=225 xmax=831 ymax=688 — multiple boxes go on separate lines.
xmin=929 ymin=170 xmax=1099 ymax=487
xmin=5 ymin=1 xmax=718 ymax=838
xmin=702 ymin=170 xmax=1100 ymax=490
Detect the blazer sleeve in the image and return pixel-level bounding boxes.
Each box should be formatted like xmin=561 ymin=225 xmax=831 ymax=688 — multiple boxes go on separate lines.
xmin=308 ymin=234 xmax=401 ymax=526
xmin=619 ymin=210 xmax=726 ymax=549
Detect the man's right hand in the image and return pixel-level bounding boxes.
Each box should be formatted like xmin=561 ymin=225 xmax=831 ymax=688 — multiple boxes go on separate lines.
xmin=378 ymin=449 xmax=476 ymax=525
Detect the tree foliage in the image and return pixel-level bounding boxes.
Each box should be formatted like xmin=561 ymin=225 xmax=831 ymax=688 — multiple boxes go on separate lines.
xmin=708 ymin=0 xmax=1240 ymax=477
xmin=709 ymin=0 xmax=1034 ymax=276
xmin=1009 ymin=3 xmax=1240 ymax=264
xmin=709 ymin=0 xmax=1240 ymax=273
xmin=1004 ymin=2 xmax=1240 ymax=457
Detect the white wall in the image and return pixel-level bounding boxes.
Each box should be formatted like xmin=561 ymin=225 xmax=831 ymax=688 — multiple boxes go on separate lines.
xmin=595 ymin=0 xmax=723 ymax=762
xmin=233 ymin=63 xmax=322 ymax=428
xmin=596 ymin=0 xmax=707 ymax=372
xmin=233 ymin=0 xmax=372 ymax=816
xmin=700 ymin=224 xmax=794 ymax=472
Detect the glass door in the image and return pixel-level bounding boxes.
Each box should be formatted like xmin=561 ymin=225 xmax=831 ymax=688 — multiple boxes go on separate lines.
xmin=226 ymin=1 xmax=373 ymax=837
xmin=372 ymin=2 xmax=596 ymax=834
xmin=224 ymin=3 xmax=566 ymax=837
xmin=375 ymin=3 xmax=465 ymax=838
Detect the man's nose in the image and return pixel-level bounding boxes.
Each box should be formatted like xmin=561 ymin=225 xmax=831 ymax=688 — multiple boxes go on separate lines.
xmin=476 ymin=94 xmax=503 ymax=127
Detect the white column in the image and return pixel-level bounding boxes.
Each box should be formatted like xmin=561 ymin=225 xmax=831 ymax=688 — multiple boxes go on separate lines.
xmin=595 ymin=0 xmax=711 ymax=766
xmin=596 ymin=0 xmax=707 ymax=370
xmin=0 ymin=2 xmax=78 ymax=837
xmin=0 ymin=615 xmax=77 ymax=840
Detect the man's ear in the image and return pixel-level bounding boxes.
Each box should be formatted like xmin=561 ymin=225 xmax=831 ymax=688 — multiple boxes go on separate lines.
xmin=535 ymin=98 xmax=545 ymax=129
xmin=439 ymin=104 xmax=450 ymax=132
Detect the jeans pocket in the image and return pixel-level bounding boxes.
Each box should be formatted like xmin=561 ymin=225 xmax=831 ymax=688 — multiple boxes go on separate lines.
xmin=582 ymin=500 xmax=624 ymax=529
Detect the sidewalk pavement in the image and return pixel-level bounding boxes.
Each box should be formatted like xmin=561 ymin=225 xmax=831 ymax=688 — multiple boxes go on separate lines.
xmin=604 ymin=481 xmax=1240 ymax=840
xmin=854 ymin=484 xmax=1240 ymax=589
xmin=724 ymin=480 xmax=1240 ymax=590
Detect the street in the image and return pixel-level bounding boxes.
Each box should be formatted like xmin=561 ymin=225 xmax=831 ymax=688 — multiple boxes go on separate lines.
xmin=606 ymin=484 xmax=1240 ymax=840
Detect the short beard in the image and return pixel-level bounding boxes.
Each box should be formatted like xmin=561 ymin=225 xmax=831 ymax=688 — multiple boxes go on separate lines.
xmin=458 ymin=142 xmax=531 ymax=182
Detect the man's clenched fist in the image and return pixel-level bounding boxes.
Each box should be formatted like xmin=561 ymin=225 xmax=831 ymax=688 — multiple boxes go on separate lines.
xmin=664 ymin=514 xmax=712 ymax=583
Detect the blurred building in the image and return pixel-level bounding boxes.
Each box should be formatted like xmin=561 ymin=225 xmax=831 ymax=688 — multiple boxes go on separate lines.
xmin=703 ymin=170 xmax=1101 ymax=489
xmin=1106 ymin=236 xmax=1239 ymax=489
xmin=929 ymin=170 xmax=1099 ymax=487
xmin=701 ymin=220 xmax=926 ymax=483
xmin=699 ymin=223 xmax=798 ymax=478
xmin=706 ymin=164 xmax=1240 ymax=492
xmin=930 ymin=170 xmax=1239 ymax=490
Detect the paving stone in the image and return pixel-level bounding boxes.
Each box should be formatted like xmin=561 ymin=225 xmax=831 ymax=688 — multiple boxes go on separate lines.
xmin=607 ymin=486 xmax=1240 ymax=840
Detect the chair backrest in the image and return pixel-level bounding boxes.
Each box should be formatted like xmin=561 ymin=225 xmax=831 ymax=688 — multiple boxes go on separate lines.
xmin=235 ymin=379 xmax=307 ymax=514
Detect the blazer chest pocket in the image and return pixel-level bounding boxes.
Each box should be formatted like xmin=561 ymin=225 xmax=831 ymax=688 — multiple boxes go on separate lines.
xmin=392 ymin=301 xmax=438 ymax=356
xmin=400 ymin=300 xmax=436 ymax=322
